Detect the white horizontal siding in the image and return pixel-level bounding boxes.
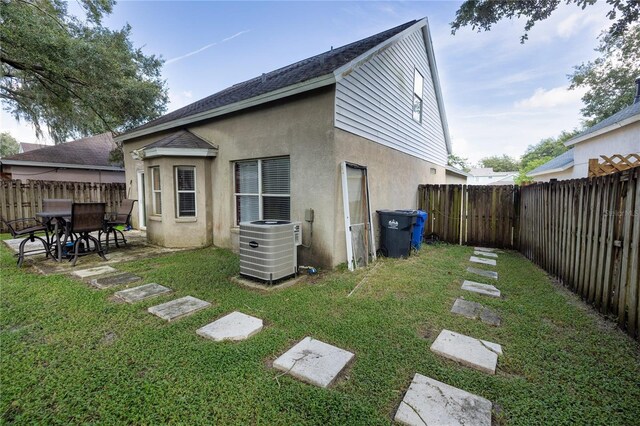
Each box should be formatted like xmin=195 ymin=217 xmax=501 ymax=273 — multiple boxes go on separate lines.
xmin=335 ymin=29 xmax=448 ymax=166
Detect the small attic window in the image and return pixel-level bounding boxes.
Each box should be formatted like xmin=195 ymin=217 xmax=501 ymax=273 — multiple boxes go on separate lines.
xmin=412 ymin=69 xmax=424 ymax=123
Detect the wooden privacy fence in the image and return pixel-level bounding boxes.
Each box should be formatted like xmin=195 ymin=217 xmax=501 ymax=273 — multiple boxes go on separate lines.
xmin=519 ymin=169 xmax=639 ymax=339
xmin=418 ymin=184 xmax=520 ymax=249
xmin=0 ymin=180 xmax=127 ymax=232
xmin=418 ymin=169 xmax=639 ymax=339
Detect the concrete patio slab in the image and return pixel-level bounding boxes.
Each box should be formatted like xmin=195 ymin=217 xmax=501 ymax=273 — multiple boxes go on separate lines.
xmin=474 ymin=251 xmax=497 ymax=258
xmin=3 ymin=231 xmax=188 ymax=275
xmin=394 ymin=373 xmax=492 ymax=426
xmin=467 ymin=267 xmax=498 ymax=280
xmin=431 ymin=329 xmax=502 ymax=374
xmin=114 ymin=283 xmax=172 ymax=303
xmin=451 ymin=298 xmax=501 ymax=326
xmin=474 ymin=247 xmax=497 ymax=253
xmin=273 ymin=336 xmax=354 ymax=388
xmin=470 ymin=256 xmax=496 ymax=266
xmin=462 ymin=280 xmax=501 ymax=298
xmin=71 ymin=265 xmax=118 ymax=279
xmin=90 ymin=272 xmax=141 ymax=289
xmin=148 ymin=296 xmax=211 ymax=322
xmin=196 ymin=311 xmax=263 ymax=342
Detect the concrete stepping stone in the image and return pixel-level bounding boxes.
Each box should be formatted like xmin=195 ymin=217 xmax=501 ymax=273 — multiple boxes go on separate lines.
xmin=462 ymin=280 xmax=501 ymax=298
xmin=148 ymin=296 xmax=210 ymax=322
xmin=114 ymin=283 xmax=171 ymax=303
xmin=451 ymin=298 xmax=501 ymax=326
xmin=395 ymin=373 xmax=492 ymax=426
xmin=470 ymin=256 xmax=496 ymax=266
xmin=474 ymin=247 xmax=497 ymax=253
xmin=273 ymin=336 xmax=354 ymax=388
xmin=72 ymin=265 xmax=118 ymax=279
xmin=196 ymin=311 xmax=263 ymax=342
xmin=431 ymin=329 xmax=502 ymax=374
xmin=90 ymin=272 xmax=141 ymax=289
xmin=467 ymin=267 xmax=498 ymax=280
xmin=474 ymin=250 xmax=497 ymax=258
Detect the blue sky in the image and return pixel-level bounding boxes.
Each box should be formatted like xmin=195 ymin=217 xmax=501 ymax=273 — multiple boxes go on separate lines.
xmin=2 ymin=1 xmax=611 ymax=164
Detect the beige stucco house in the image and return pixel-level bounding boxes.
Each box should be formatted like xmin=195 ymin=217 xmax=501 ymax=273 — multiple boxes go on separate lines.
xmin=529 ymin=79 xmax=640 ymax=182
xmin=117 ymin=19 xmax=455 ymax=269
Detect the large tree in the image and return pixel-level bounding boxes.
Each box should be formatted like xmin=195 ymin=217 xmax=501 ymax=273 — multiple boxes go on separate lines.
xmin=447 ymin=153 xmax=471 ymax=172
xmin=1 ymin=0 xmax=168 ymax=144
xmin=569 ymin=25 xmax=640 ymax=126
xmin=515 ymin=130 xmax=578 ymax=184
xmin=0 ymin=132 xmax=20 ymax=158
xmin=479 ymin=154 xmax=520 ymax=172
xmin=451 ymin=0 xmax=639 ymax=43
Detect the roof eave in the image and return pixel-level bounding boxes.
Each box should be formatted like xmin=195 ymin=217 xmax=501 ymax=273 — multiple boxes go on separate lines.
xmin=139 ymin=147 xmax=218 ymax=159
xmin=116 ymin=74 xmax=336 ymax=143
xmin=565 ymin=114 xmax=640 ymax=147
xmin=0 ymin=159 xmax=123 ymax=171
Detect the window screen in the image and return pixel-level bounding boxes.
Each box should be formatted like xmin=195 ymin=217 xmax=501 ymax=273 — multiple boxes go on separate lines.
xmin=234 ymin=157 xmax=290 ymax=224
xmin=176 ymin=166 xmax=196 ymax=217
xmin=413 ymin=69 xmax=424 ymax=123
xmin=151 ymin=167 xmax=161 ymax=215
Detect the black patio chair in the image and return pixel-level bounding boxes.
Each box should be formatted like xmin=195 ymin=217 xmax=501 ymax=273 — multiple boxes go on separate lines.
xmin=99 ymin=199 xmax=136 ymax=252
xmin=1 ymin=217 xmax=50 ymax=267
xmin=68 ymin=203 xmax=107 ymax=266
xmin=42 ymin=198 xmax=73 ymax=251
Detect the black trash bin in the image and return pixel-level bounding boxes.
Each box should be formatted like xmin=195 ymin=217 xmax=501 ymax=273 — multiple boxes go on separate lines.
xmin=377 ymin=210 xmax=418 ymax=258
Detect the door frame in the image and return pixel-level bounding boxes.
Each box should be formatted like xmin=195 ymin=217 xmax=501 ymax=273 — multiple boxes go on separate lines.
xmin=136 ymin=170 xmax=146 ymax=230
xmin=340 ymin=161 xmax=376 ymax=271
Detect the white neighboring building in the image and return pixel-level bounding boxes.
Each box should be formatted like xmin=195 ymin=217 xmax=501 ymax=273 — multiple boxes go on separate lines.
xmin=467 ymin=168 xmax=517 ymax=185
xmin=529 ymin=79 xmax=640 ymax=182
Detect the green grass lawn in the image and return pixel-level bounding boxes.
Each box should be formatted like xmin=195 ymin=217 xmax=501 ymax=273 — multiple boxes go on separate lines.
xmin=1 ymin=241 xmax=639 ymax=425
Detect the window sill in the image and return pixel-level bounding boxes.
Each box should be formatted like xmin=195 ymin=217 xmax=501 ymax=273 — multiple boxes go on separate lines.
xmin=148 ymin=215 xmax=162 ymax=222
xmin=175 ymin=217 xmax=197 ymax=223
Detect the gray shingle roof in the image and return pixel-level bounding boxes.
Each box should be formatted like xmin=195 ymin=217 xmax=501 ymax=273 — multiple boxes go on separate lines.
xmin=2 ymin=133 xmax=119 ymax=168
xmin=528 ymin=149 xmax=574 ymax=176
xmin=19 ymin=142 xmax=46 ymax=153
xmin=125 ymin=20 xmax=417 ymax=136
xmin=567 ymin=102 xmax=640 ymax=145
xmin=142 ymin=130 xmax=213 ymax=150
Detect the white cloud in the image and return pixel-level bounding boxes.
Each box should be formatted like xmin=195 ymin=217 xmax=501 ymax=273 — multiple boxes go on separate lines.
xmin=515 ymin=86 xmax=586 ymax=109
xmin=168 ymin=89 xmax=195 ymax=111
xmin=166 ymin=30 xmax=250 ymax=65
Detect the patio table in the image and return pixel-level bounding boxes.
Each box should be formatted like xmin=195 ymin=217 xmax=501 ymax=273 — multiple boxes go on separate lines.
xmin=36 ymin=210 xmax=71 ymax=263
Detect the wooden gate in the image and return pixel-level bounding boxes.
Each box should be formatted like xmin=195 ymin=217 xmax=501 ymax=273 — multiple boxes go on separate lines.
xmin=418 ymin=184 xmax=520 ymax=249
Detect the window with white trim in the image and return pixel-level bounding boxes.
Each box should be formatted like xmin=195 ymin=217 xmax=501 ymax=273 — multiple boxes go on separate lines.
xmin=234 ymin=157 xmax=290 ymax=224
xmin=150 ymin=166 xmax=162 ymax=215
xmin=412 ymin=69 xmax=424 ymax=123
xmin=175 ymin=166 xmax=196 ymax=217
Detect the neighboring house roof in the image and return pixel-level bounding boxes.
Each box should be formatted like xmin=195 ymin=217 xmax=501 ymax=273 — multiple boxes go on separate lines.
xmin=566 ymin=101 xmax=640 ymax=147
xmin=117 ymin=18 xmax=452 ymax=153
xmin=19 ymin=142 xmax=46 ymax=153
xmin=137 ymin=130 xmax=217 ymax=159
xmin=527 ymin=150 xmax=574 ymax=177
xmin=1 ymin=133 xmax=123 ymax=171
xmin=468 ymin=168 xmax=517 ymax=177
xmin=445 ymin=165 xmax=470 ymax=177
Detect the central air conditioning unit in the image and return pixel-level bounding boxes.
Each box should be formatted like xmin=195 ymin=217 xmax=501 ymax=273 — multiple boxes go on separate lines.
xmin=239 ymin=220 xmax=299 ymax=284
